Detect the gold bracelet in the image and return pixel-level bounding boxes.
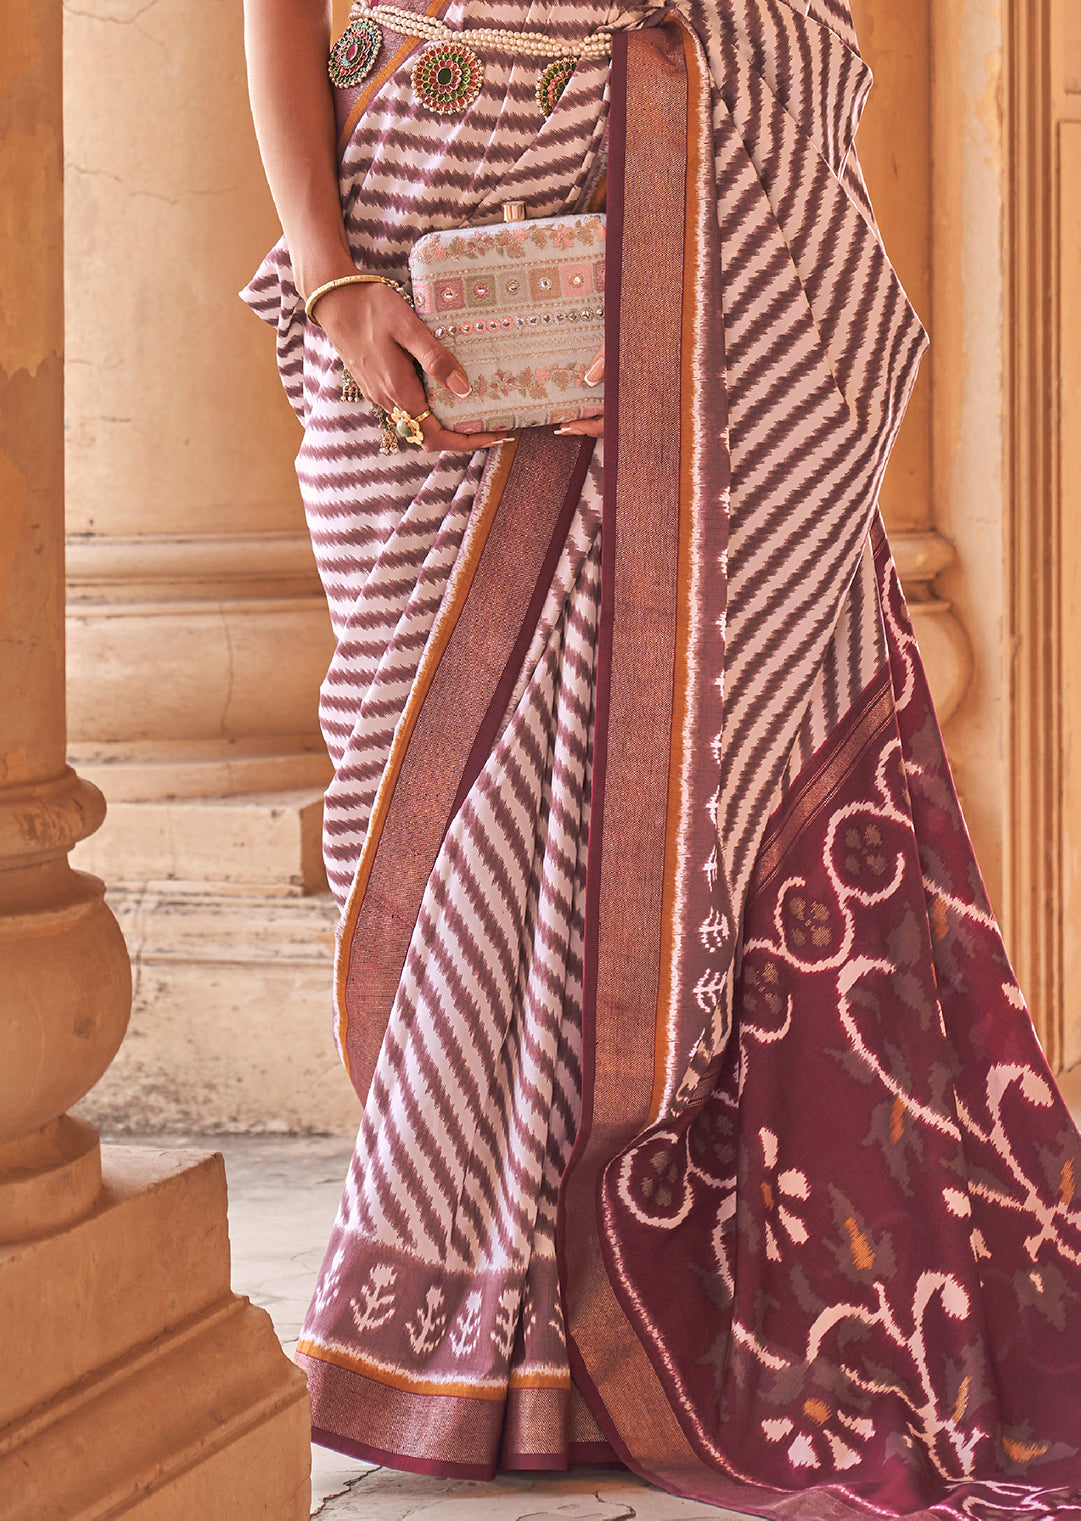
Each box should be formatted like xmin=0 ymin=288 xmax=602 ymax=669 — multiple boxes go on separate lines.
xmin=303 ymin=272 xmax=413 ymax=325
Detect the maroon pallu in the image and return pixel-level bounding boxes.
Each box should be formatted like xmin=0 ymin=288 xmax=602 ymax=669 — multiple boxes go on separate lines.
xmin=244 ymin=3 xmax=1081 ymax=1516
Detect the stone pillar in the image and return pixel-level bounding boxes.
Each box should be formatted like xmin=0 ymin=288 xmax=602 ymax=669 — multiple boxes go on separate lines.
xmin=925 ymin=0 xmax=1010 ymax=920
xmin=62 ymin=0 xmax=357 ymax=1133
xmin=851 ymin=0 xmax=1004 ymax=900
xmin=851 ymin=0 xmax=973 ymax=726
xmin=0 ymin=2 xmax=311 ymax=1513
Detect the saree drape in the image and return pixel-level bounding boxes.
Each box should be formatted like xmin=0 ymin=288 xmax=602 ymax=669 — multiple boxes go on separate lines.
xmin=243 ymin=2 xmax=1081 ymax=1516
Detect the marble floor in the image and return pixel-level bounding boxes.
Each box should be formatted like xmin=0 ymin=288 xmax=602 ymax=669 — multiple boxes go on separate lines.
xmin=107 ymin=1135 xmax=751 ymax=1520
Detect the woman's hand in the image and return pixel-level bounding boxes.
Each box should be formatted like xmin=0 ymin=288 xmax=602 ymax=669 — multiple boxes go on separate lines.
xmin=554 ymin=346 xmax=605 ymax=439
xmin=314 ymin=281 xmax=510 ymax=452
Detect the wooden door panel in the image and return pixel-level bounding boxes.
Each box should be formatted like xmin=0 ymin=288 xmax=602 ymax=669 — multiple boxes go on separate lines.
xmin=1061 ymin=120 xmax=1081 ymax=1066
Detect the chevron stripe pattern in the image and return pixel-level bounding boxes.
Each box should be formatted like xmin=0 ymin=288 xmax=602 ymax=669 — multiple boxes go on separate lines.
xmin=242 ymin=15 xmax=621 ymax=1406
xmin=243 ymin=0 xmax=618 ymax=909
xmin=648 ymin=1 xmax=926 ymax=1111
xmin=235 ymin=0 xmax=1014 ymax=1492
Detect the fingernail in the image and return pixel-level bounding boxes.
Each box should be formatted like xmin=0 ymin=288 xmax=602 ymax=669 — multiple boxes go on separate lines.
xmin=584 ymin=360 xmax=604 ymax=385
xmin=554 ymin=425 xmax=577 ymax=436
xmin=448 ymin=370 xmax=471 ymax=398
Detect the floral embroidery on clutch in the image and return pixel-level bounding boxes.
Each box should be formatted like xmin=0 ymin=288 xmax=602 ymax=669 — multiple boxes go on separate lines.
xmin=409 ymin=213 xmax=605 ymax=433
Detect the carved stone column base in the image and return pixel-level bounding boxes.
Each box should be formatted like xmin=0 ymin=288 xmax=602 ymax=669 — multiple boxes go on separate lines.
xmin=906 ymin=600 xmax=974 ymax=723
xmin=0 ymin=1115 xmax=101 ymax=1243
xmin=892 ymin=530 xmax=973 ymax=724
xmin=0 ymin=1148 xmax=310 ymax=1520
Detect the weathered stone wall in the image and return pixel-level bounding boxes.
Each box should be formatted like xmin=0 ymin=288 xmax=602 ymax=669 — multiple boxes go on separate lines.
xmin=64 ymin=0 xmax=358 ymax=1135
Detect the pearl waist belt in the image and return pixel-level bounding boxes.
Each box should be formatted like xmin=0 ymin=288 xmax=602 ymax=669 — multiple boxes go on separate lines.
xmin=330 ymin=1 xmax=615 ymax=116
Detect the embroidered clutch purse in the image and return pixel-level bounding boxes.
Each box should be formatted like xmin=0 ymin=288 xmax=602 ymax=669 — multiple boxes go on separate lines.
xmin=408 ymin=204 xmax=605 ymax=434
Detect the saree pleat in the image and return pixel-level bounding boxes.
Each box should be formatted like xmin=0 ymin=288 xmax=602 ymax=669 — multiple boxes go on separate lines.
xmin=242 ymin=1 xmax=1081 ymax=1513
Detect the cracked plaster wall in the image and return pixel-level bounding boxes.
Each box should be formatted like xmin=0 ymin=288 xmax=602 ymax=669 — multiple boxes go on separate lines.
xmin=62 ymin=0 xmax=303 ymax=540
xmin=63 ymin=0 xmax=353 ymax=1135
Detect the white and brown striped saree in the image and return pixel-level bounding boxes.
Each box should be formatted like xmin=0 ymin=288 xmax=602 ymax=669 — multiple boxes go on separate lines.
xmin=243 ymin=3 xmax=1081 ymax=1515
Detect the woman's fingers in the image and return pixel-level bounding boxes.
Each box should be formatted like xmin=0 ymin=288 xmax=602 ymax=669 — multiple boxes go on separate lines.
xmin=371 ymin=394 xmax=509 ymax=453
xmin=397 ymin=308 xmax=474 ymax=399
xmin=555 ymin=415 xmax=604 ymax=439
xmin=358 ymin=367 xmax=510 ymax=452
xmin=377 ymin=312 xmax=513 ymax=450
xmin=314 ymin=281 xmax=465 ymax=408
xmin=373 ymin=388 xmax=510 ymax=454
xmin=419 ymin=414 xmax=511 ymax=452
xmin=319 ymin=282 xmax=570 ymax=450
xmin=555 ymin=346 xmax=604 ymax=436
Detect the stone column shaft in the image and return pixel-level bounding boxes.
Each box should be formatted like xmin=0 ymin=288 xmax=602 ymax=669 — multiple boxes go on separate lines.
xmin=1 ymin=0 xmax=126 ymax=1237
xmin=1 ymin=5 xmax=312 ymax=1512
xmin=62 ymin=0 xmax=355 ymax=1135
xmin=850 ymin=0 xmax=981 ymax=859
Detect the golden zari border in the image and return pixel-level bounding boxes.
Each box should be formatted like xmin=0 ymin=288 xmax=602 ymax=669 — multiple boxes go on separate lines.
xmin=296 ymin=1336 xmax=572 ymax=1399
xmin=333 ymin=429 xmax=594 ymax=1098
xmin=559 ymin=17 xmax=721 ymax=1483
xmin=331 ymin=435 xmax=518 ymax=1080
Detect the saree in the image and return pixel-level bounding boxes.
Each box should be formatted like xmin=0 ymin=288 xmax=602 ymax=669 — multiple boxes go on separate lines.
xmin=242 ymin=1 xmax=1081 ymax=1515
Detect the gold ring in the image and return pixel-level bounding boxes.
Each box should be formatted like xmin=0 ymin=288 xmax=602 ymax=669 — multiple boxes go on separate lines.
xmin=390 ymin=405 xmax=431 ymax=447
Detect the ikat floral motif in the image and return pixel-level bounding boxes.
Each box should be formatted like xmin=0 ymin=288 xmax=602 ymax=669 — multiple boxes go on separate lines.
xmin=604 ymin=537 xmax=1081 ymax=1517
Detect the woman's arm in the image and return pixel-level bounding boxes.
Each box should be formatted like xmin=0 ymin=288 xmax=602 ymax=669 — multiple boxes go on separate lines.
xmin=242 ymin=0 xmax=509 ymax=450
xmin=244 ymin=0 xmax=354 ymax=300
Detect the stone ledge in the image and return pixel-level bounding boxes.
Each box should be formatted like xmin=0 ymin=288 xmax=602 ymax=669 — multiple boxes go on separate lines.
xmin=0 ymin=1149 xmax=230 ymax=1430
xmin=71 ymin=743 xmax=333 ymax=803
xmin=67 ymin=531 xmax=322 ymax=604
xmin=3 ymin=1283 xmax=309 ymax=1519
xmin=77 ymin=891 xmax=359 ymax=1136
xmin=72 ymin=787 xmax=329 ymax=894
xmin=67 ymin=598 xmax=333 ymax=749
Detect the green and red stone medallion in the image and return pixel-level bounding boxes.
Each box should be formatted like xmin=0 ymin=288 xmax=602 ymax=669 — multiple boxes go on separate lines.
xmin=327 ymin=15 xmax=383 ymax=89
xmin=411 ymin=43 xmax=485 ymax=115
xmin=536 ymin=57 xmax=575 ymax=118
xmin=328 ymin=17 xmax=576 ymax=118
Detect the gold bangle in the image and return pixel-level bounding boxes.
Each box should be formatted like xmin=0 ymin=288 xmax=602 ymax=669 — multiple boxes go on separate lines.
xmin=303 ymin=272 xmax=413 ymax=325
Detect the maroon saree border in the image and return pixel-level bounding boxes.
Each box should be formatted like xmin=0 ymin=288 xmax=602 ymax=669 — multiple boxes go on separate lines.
xmin=576 ymin=3 xmax=626 ymax=1159
xmin=558 ymin=16 xmax=707 ymax=1481
xmin=337 ymin=429 xmax=596 ymax=1100
xmin=306 ymin=1360 xmax=620 ymax=1480
xmin=750 ymin=665 xmax=894 ymax=897
xmin=448 ymin=436 xmax=596 ymax=824
xmin=311 ymin=1425 xmax=496 ymax=1482
xmin=310 ymin=1428 xmax=619 ymax=1480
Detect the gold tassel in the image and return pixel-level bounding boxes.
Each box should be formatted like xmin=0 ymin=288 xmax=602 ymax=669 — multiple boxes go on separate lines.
xmin=370 ymin=402 xmax=401 ymax=455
